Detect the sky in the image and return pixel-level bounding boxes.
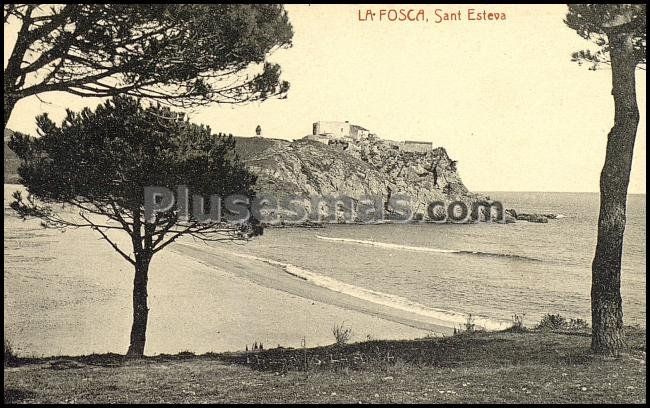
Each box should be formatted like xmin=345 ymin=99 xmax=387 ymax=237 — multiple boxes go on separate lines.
xmin=4 ymin=4 xmax=646 ymax=193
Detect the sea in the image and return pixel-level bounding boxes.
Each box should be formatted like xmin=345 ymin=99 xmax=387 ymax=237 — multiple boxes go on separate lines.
xmin=239 ymin=191 xmax=646 ymax=329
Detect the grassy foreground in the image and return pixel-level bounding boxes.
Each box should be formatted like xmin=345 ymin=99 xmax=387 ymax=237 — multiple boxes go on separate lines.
xmin=4 ymin=328 xmax=646 ymax=403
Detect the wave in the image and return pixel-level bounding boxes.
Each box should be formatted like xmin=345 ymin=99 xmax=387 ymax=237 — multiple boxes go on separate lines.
xmin=316 ymin=235 xmax=543 ymax=263
xmin=225 ymin=250 xmax=513 ymax=332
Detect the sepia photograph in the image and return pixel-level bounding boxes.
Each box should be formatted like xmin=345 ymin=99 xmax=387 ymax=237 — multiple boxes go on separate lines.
xmin=3 ymin=3 xmax=646 ymax=404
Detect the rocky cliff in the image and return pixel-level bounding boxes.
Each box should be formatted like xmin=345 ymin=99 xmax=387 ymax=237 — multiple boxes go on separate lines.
xmin=234 ymin=136 xmax=492 ymax=223
xmin=3 ymin=128 xmax=505 ymax=223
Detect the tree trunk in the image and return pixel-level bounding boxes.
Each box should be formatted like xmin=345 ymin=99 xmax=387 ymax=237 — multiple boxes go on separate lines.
xmin=4 ymin=16 xmax=32 ymax=131
xmin=591 ymin=30 xmax=639 ymax=356
xmin=126 ymin=254 xmax=151 ymax=357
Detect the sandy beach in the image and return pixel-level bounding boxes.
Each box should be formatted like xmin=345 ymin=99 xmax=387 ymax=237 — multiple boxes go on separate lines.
xmin=4 ymin=184 xmax=444 ymax=357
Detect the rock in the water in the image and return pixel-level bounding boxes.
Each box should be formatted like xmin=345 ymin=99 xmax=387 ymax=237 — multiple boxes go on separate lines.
xmin=516 ymin=213 xmax=549 ymax=223
xmin=505 ymin=208 xmax=518 ymax=219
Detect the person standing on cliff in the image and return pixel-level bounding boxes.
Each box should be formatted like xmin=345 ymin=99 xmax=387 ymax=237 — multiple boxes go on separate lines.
xmin=432 ymin=161 xmax=439 ymax=188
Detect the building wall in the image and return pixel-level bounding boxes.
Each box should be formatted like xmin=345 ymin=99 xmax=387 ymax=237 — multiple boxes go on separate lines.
xmin=350 ymin=125 xmax=370 ymax=140
xmin=304 ymin=134 xmax=331 ymax=145
xmin=313 ymin=121 xmax=351 ymax=139
xmin=400 ymin=141 xmax=432 ymax=153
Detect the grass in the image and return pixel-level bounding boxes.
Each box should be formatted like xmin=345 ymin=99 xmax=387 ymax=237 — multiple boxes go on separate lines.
xmin=3 ymin=328 xmax=645 ymax=403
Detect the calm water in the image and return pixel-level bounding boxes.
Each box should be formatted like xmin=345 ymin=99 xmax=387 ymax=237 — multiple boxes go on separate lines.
xmin=240 ymin=192 xmax=646 ymax=328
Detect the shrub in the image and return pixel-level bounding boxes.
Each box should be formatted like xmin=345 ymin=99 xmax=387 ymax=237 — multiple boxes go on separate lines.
xmin=332 ymin=322 xmax=353 ymax=346
xmin=537 ymin=314 xmax=567 ymax=330
xmin=464 ymin=314 xmax=476 ymax=333
xmin=567 ymin=318 xmax=589 ymax=331
xmin=510 ymin=313 xmax=527 ymax=332
xmin=536 ymin=314 xmax=590 ymax=331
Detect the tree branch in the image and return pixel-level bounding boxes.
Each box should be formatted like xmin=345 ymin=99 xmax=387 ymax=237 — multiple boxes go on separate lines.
xmin=90 ymin=224 xmax=136 ymax=265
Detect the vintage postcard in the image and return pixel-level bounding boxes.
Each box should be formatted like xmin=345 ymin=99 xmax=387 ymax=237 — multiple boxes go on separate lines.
xmin=3 ymin=3 xmax=646 ymax=404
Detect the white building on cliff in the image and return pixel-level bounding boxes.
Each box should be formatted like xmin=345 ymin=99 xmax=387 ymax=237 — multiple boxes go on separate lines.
xmin=305 ymin=121 xmax=433 ymax=153
xmin=311 ymin=121 xmax=372 ymax=141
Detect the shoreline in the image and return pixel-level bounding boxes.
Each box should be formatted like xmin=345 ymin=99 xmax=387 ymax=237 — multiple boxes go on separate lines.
xmin=171 ymin=242 xmax=458 ymax=335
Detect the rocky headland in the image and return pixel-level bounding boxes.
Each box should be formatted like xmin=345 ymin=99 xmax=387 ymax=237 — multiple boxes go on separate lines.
xmin=3 ymin=128 xmax=556 ymax=224
xmin=234 ymin=135 xmax=527 ymax=224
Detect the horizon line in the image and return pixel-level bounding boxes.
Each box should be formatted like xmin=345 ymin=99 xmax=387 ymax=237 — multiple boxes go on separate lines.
xmin=478 ymin=190 xmax=646 ymax=195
